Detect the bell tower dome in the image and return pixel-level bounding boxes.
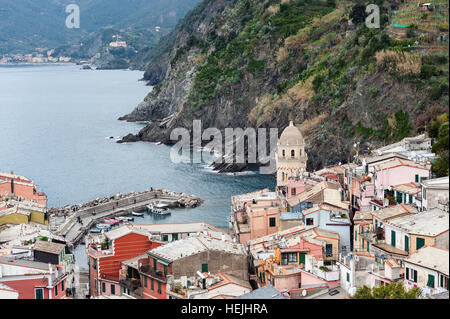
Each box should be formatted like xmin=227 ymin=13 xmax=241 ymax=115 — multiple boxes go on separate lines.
xmin=276 ymin=121 xmax=308 ymax=187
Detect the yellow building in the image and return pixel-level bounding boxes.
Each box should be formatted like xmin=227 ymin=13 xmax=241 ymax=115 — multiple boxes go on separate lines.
xmin=0 ymin=202 xmax=48 ymax=226
xmin=0 ymin=207 xmax=30 ymax=225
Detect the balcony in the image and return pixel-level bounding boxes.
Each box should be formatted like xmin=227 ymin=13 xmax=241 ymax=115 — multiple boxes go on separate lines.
xmin=312 ymin=265 xmax=340 ymax=281
xmin=139 ymin=266 xmax=167 ymax=282
xmin=87 ymin=245 xmax=113 ymax=258
xmin=120 ymin=278 xmax=141 ymax=290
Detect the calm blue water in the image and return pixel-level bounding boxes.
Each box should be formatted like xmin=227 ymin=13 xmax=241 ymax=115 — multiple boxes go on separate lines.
xmin=0 ymin=64 xmax=275 ymax=229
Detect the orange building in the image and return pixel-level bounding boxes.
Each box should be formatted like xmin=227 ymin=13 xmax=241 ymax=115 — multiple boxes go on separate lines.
xmin=86 ymin=226 xmax=161 ymax=298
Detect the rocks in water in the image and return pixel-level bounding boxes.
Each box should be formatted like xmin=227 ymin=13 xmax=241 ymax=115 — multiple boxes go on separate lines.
xmin=212 ymin=162 xmax=248 ymax=173
xmin=117 ymin=133 xmax=139 ymax=143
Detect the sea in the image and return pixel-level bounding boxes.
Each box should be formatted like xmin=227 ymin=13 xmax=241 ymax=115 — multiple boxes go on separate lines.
xmin=0 ymin=64 xmax=275 ymax=268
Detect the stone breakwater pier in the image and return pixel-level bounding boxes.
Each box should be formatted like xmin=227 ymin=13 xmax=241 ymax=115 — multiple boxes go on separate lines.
xmin=49 ymin=189 xmax=203 ymax=247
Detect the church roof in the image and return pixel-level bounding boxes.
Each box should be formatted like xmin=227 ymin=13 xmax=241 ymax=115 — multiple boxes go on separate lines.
xmin=279 ymin=121 xmax=304 ymax=146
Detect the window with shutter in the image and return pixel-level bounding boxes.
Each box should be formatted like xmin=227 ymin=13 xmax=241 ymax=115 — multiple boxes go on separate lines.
xmin=427 ymin=274 xmax=435 ymax=288
xmin=35 ymin=288 xmax=44 ymax=300
xmin=391 ymin=230 xmax=396 ymax=247
xmin=416 ymin=237 xmax=425 ymax=250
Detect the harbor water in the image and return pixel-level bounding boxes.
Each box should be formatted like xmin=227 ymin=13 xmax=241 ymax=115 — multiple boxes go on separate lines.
xmin=0 ymin=64 xmax=276 ymax=268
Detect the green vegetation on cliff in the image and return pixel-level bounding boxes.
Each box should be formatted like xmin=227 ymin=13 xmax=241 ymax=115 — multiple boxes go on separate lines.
xmin=130 ymin=0 xmax=448 ymax=171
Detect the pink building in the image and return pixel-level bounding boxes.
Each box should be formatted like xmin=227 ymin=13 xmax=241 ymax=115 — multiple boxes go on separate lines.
xmin=373 ymin=158 xmax=429 ymax=201
xmin=231 ymin=190 xmax=285 ymax=244
xmin=249 ymin=226 xmax=341 ymax=293
xmin=285 ymin=178 xmax=310 ymax=200
xmin=0 ymin=172 xmax=47 ymax=206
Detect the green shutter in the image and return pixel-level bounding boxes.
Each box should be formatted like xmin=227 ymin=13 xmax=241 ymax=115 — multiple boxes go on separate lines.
xmin=427 ymin=274 xmax=435 ymax=288
xmin=153 ymin=259 xmax=157 ymax=271
xmin=35 ymin=289 xmax=44 ymax=300
xmin=355 ymin=231 xmax=357 ymax=241
xmin=415 ymin=175 xmax=419 ymax=183
xmin=299 ymin=253 xmax=306 ymax=264
xmin=151 ymin=279 xmax=154 ymax=291
xmin=367 ymin=242 xmax=370 ymax=252
xmin=346 ymin=273 xmax=350 ymax=282
xmin=202 ymin=263 xmax=208 ymax=273
xmin=397 ymin=192 xmax=403 ymax=204
xmin=405 ymin=236 xmax=409 ymax=253
xmin=391 ymin=230 xmax=396 ymax=247
xmin=416 ymin=237 xmax=425 ymax=250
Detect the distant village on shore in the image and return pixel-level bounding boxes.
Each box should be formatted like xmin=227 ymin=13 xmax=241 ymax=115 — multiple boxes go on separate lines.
xmin=0 ymin=122 xmax=448 ymax=300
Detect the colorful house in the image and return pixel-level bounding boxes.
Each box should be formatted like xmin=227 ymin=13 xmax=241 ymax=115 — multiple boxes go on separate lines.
xmin=140 ymin=234 xmax=248 ymax=299
xmin=372 ymin=158 xmax=429 ymax=201
xmin=86 ymin=225 xmax=161 ymax=298
xmin=166 ymin=272 xmax=252 ymax=299
xmin=231 ymin=189 xmax=285 ymax=244
xmin=403 ymin=246 xmax=449 ymax=297
xmin=0 ymin=257 xmax=67 ymax=299
xmin=0 ymin=171 xmax=47 ymax=206
xmin=248 ymin=226 xmax=341 ymax=293
xmin=367 ymin=208 xmax=449 ymax=262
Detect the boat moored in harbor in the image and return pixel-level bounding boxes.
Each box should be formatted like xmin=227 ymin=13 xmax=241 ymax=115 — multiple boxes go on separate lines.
xmin=131 ymin=211 xmax=144 ymax=217
xmin=147 ymin=203 xmax=171 ymax=216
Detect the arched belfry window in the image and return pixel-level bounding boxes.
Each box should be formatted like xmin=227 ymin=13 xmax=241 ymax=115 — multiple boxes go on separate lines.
xmin=282 ymin=150 xmax=286 ymax=157
xmin=291 ymin=150 xmax=295 ymax=158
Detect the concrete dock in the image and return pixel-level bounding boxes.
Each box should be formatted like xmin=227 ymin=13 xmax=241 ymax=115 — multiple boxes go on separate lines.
xmin=50 ymin=189 xmax=203 ymax=247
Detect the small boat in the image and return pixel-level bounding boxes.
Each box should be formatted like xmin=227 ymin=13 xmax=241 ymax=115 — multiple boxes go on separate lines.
xmin=117 ymin=216 xmax=134 ymax=222
xmin=104 ymin=218 xmax=120 ymax=225
xmin=131 ymin=211 xmax=144 ymax=217
xmin=96 ymin=223 xmax=111 ymax=230
xmin=90 ymin=229 xmax=102 ymax=234
xmin=148 ymin=203 xmax=171 ymax=215
xmin=102 ymin=219 xmax=117 ymax=226
xmin=153 ymin=207 xmax=171 ymax=216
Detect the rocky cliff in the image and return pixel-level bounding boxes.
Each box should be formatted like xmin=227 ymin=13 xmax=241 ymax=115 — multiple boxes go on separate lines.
xmin=119 ymin=0 xmax=449 ymax=172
